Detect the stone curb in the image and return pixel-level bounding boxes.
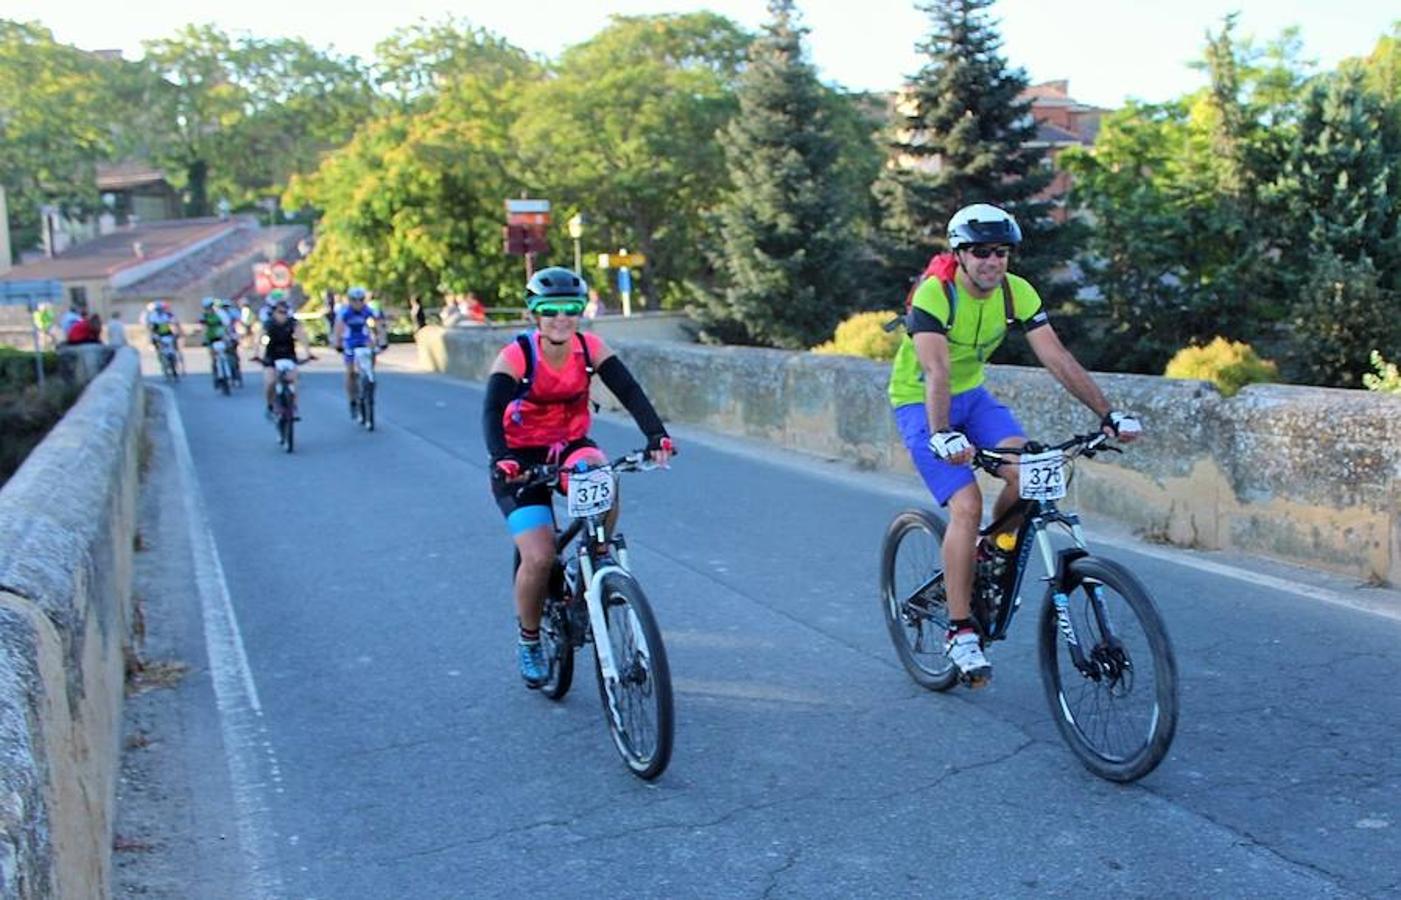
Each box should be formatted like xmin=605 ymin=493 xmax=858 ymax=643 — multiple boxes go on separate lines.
xmin=0 ymin=347 xmax=144 ymax=899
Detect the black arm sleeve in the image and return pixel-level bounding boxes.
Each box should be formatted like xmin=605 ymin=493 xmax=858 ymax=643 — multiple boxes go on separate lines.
xmin=597 ymin=356 xmax=666 ymax=439
xmin=483 ymin=372 xmax=516 ymax=460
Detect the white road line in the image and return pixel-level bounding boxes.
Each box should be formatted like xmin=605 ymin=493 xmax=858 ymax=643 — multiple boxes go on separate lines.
xmin=159 ymin=386 xmax=287 ymax=899
xmin=1083 ymin=535 xmax=1401 ymax=622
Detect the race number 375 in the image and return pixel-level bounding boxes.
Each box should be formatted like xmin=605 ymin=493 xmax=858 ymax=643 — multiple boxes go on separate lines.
xmin=1019 ymin=451 xmax=1066 ymax=501
xmin=567 ymin=468 xmax=615 ymax=517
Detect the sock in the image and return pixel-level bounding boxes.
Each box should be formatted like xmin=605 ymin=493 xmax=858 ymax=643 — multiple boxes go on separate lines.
xmin=519 ymin=625 xmax=540 ymax=644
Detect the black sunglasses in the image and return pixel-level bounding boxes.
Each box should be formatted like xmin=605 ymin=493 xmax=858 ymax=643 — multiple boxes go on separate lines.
xmin=968 ymin=245 xmax=1012 ymax=259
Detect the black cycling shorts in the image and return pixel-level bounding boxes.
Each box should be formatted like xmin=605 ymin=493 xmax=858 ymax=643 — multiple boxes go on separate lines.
xmin=491 ymin=437 xmax=601 ymax=524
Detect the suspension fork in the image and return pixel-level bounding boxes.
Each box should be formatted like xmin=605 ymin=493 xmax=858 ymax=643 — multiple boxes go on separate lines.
xmin=1035 ymin=518 xmax=1097 ymax=675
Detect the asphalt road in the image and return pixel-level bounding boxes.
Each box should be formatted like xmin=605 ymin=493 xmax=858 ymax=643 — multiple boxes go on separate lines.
xmin=132 ymin=343 xmax=1401 ymax=899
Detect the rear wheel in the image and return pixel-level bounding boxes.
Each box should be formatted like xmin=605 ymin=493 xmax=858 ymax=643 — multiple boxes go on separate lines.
xmin=593 ymin=572 xmax=673 ymax=780
xmin=880 ymin=509 xmax=958 ymax=691
xmin=1038 ymin=556 xmax=1178 ymax=782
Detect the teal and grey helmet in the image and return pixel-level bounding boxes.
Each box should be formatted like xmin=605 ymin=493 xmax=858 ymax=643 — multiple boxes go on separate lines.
xmin=947 ymin=203 xmax=1022 ymax=250
xmin=525 ymin=267 xmax=588 ymax=312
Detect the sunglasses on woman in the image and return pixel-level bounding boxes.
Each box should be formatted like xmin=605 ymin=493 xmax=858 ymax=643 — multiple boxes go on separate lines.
xmin=535 ymin=301 xmax=585 ymax=318
xmin=967 ymin=245 xmax=1011 ymax=259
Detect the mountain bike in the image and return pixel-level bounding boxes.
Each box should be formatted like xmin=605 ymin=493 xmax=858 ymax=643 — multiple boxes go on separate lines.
xmin=270 ymin=357 xmax=312 ymax=453
xmin=509 ymin=450 xmax=674 ymax=780
xmin=879 ymin=431 xmax=1179 ymax=782
xmin=349 ymin=346 xmax=378 ymax=431
xmin=211 ymin=339 xmax=233 ymax=395
xmin=157 ymin=335 xmax=180 ymax=383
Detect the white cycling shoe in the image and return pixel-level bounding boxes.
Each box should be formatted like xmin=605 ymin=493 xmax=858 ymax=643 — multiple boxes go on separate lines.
xmin=946 ymin=628 xmax=992 ymax=686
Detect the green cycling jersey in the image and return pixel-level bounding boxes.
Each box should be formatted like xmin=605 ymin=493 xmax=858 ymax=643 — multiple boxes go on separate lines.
xmin=202 ymin=311 xmax=228 ymax=343
xmin=886 ymin=271 xmax=1048 ymax=406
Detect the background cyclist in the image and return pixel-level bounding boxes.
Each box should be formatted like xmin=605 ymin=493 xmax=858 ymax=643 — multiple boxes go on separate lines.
xmin=333 ymin=285 xmax=381 ymax=418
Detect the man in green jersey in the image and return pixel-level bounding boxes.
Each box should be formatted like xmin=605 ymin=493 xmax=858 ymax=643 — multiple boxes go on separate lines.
xmin=888 ymin=203 xmax=1142 ymax=685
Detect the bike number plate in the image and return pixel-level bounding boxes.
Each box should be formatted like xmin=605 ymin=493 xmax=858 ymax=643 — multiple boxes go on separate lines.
xmin=1019 ymin=450 xmax=1066 ymax=500
xmin=567 ymin=468 xmax=615 ymax=518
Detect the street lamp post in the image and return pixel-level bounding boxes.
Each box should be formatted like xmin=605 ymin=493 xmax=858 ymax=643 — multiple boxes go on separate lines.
xmin=568 ymin=213 xmax=586 ymax=275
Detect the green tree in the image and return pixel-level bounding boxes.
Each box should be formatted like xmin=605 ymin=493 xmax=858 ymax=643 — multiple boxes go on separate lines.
xmin=512 ymin=14 xmax=750 ymax=307
xmin=695 ymin=0 xmax=863 ymax=348
xmin=872 ymin=0 xmax=1070 ymax=304
xmin=1270 ymin=68 xmax=1401 ymax=385
xmin=1063 ymin=18 xmax=1318 ymax=371
xmin=374 ymin=17 xmax=517 ymax=110
xmin=0 ymin=21 xmax=117 ymax=257
xmin=140 ymin=26 xmax=373 ymax=216
xmin=286 ymin=34 xmax=539 ymax=306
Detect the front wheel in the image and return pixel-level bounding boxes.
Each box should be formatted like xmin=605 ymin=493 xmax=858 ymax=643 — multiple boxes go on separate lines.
xmin=1038 ymin=556 xmax=1178 ymax=782
xmin=880 ymin=509 xmax=958 ymax=691
xmin=593 ymin=572 xmax=673 ymax=780
xmin=362 ymin=380 xmax=375 ymax=431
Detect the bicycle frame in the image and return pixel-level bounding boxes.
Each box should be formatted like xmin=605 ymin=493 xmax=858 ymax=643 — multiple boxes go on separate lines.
xmin=523 ymin=453 xmax=654 ymax=728
xmin=974 ymin=441 xmax=1120 ymax=679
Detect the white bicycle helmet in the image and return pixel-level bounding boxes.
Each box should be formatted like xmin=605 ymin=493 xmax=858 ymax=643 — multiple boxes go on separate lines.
xmin=947 ymin=203 xmax=1022 ymax=249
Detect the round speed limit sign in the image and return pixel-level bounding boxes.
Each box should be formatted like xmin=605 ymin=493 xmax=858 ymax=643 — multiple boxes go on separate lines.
xmin=268 ymin=260 xmax=294 ymax=289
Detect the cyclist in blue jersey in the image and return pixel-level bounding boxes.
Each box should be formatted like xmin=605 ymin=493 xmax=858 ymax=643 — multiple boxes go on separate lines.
xmin=332 ymin=286 xmax=383 ymax=418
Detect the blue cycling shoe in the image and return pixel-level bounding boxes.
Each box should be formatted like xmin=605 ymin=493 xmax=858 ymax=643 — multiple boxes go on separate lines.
xmin=518 ymin=640 xmax=548 ymax=689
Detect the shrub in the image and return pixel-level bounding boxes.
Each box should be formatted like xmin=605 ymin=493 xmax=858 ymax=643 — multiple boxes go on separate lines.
xmin=811 ymin=311 xmax=902 ymax=362
xmin=1362 ymin=351 xmax=1401 ymax=395
xmin=0 ymin=346 xmax=58 ymax=388
xmin=1164 ymin=337 xmax=1278 ymax=397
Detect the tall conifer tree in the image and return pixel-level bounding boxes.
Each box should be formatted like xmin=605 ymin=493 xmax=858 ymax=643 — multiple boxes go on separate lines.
xmin=697 ymin=0 xmax=860 ymax=349
xmin=873 ymin=0 xmax=1073 ymax=301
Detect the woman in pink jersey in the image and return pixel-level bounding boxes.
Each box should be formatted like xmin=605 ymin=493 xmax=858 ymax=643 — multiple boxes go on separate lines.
xmin=482 ymin=267 xmax=674 ymax=688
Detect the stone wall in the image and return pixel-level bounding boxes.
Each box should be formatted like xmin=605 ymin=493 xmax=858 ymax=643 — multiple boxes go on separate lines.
xmin=0 ymin=348 xmax=143 ymax=897
xmin=420 ymin=325 xmax=1401 ymax=583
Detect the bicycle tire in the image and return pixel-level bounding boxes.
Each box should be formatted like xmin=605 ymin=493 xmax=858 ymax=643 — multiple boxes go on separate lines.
xmin=282 ymin=408 xmax=294 ymax=454
xmin=364 ymin=380 xmax=375 ymax=431
xmin=593 ymin=571 xmax=673 ymax=780
xmin=879 ymin=509 xmax=958 ymax=691
xmin=1038 ymin=555 xmax=1178 ymax=782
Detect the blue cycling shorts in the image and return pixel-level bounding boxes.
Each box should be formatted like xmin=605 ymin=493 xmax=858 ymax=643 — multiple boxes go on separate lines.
xmin=894 ymin=386 xmax=1023 ymax=505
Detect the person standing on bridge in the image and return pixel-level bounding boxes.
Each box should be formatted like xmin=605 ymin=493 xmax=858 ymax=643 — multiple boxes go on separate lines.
xmin=482 ymin=266 xmax=674 ymax=688
xmin=888 ymin=203 xmax=1143 ymax=686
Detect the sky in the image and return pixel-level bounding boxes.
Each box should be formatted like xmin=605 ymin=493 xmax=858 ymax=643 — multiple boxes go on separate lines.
xmin=13 ymin=1 xmax=1399 ymax=108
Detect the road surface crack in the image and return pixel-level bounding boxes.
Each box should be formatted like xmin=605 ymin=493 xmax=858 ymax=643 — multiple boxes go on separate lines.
xmin=760 ymin=847 xmax=801 ymax=899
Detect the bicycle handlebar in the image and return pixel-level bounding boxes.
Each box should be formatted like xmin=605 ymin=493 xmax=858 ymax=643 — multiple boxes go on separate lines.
xmin=505 ymin=448 xmax=664 ymax=495
xmin=972 ymin=431 xmax=1120 ymax=474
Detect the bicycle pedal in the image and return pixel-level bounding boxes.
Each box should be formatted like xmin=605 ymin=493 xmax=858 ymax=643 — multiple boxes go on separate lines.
xmin=960 ymin=671 xmax=993 ymax=690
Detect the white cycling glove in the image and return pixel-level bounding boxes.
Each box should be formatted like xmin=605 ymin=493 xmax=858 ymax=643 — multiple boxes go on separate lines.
xmin=1102 ymin=410 xmax=1142 ymax=437
xmin=928 ymin=430 xmax=971 ymax=460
